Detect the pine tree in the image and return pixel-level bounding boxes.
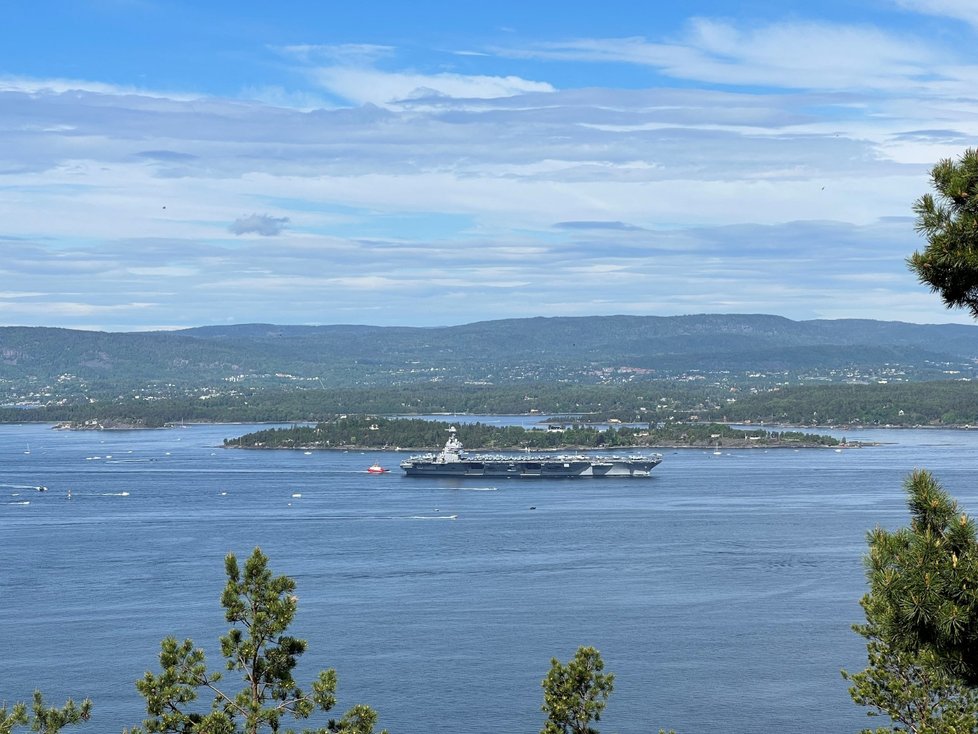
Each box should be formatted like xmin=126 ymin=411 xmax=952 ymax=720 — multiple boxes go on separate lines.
xmin=0 ymin=691 xmax=91 ymax=734
xmin=845 ymin=470 xmax=978 ymax=731
xmin=540 ymin=646 xmax=614 ymax=734
xmin=908 ymin=148 xmax=978 ymax=318
xmin=843 ymin=616 xmax=978 ymax=733
xmin=126 ymin=547 xmax=384 ymax=734
xmin=861 ymin=470 xmax=978 ymax=684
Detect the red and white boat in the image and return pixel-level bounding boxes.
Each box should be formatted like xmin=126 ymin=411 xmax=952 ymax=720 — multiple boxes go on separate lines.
xmin=367 ymin=464 xmax=388 ymax=474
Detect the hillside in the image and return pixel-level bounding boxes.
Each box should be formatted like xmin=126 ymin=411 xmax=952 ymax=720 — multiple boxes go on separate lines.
xmin=2 ymin=315 xmax=978 ymax=396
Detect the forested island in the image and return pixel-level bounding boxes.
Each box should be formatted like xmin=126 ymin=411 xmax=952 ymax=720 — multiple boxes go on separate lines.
xmin=224 ymin=416 xmax=844 ymax=451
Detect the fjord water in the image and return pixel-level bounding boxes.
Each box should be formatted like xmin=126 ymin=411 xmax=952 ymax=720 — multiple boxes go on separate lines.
xmin=4 ymin=423 xmax=978 ymax=733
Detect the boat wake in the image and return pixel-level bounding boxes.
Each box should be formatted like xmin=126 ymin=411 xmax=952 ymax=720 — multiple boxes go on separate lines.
xmin=0 ymin=483 xmax=47 ymax=491
xmin=409 ymin=514 xmax=458 ymax=520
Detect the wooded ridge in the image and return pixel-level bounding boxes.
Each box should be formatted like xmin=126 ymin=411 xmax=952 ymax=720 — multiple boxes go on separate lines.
xmin=5 ymin=314 xmax=978 ymax=428
xmin=4 ymin=314 xmax=978 ymax=391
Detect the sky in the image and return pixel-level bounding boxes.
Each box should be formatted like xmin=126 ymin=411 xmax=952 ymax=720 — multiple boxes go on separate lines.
xmin=3 ymin=0 xmax=978 ymax=331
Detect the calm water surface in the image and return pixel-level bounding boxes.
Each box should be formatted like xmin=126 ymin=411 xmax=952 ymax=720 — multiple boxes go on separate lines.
xmin=3 ymin=422 xmax=978 ymax=733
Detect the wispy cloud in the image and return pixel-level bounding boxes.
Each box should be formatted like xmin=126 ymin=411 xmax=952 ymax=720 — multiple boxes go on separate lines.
xmin=278 ymin=43 xmax=554 ymax=106
xmin=894 ymin=0 xmax=978 ymax=29
xmin=318 ymin=67 xmax=554 ymax=105
xmin=0 ymin=75 xmax=199 ymax=99
xmin=554 ymin=221 xmax=647 ymax=231
xmin=0 ymin=300 xmax=158 ymax=317
xmin=281 ymin=43 xmax=396 ymax=65
xmin=502 ymin=19 xmax=945 ymax=92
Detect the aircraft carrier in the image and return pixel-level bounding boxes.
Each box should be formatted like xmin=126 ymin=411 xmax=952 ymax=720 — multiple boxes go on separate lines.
xmin=400 ymin=427 xmax=662 ymax=478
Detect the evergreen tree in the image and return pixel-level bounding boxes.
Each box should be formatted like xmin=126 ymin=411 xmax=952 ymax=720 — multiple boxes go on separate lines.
xmin=842 ymin=149 xmax=978 ymax=731
xmin=0 ymin=691 xmax=91 ymax=734
xmin=844 ymin=592 xmax=978 ymax=732
xmin=860 ymin=471 xmax=978 ymax=685
xmin=540 ymin=647 xmax=614 ymax=734
xmin=846 ymin=470 xmax=978 ymax=730
xmin=909 ymin=148 xmax=978 ymax=318
xmin=126 ymin=547 xmax=384 ymax=734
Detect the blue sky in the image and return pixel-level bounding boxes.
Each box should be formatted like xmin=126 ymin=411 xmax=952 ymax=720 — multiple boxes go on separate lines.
xmin=3 ymin=0 xmax=978 ymax=330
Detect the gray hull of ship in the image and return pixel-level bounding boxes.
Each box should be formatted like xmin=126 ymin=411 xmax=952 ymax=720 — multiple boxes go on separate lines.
xmin=401 ymin=458 xmax=661 ymax=478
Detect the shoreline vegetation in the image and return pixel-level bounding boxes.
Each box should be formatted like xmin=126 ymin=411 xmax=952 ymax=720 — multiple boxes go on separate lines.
xmin=8 ymin=379 xmax=978 ymax=432
xmin=44 ymin=413 xmax=963 ymax=435
xmin=221 ymin=416 xmax=856 ymax=452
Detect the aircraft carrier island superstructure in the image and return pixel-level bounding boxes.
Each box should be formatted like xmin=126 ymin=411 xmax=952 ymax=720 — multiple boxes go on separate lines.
xmin=400 ymin=427 xmax=663 ymax=478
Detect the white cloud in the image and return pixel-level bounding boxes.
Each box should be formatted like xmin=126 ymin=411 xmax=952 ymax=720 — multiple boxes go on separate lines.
xmin=894 ymin=0 xmax=978 ymax=28
xmin=504 ymin=19 xmax=944 ymax=93
xmin=280 ymin=43 xmax=396 ymax=65
xmin=275 ymin=42 xmax=553 ymax=106
xmin=0 ymin=75 xmax=199 ymax=100
xmin=307 ymin=66 xmax=554 ymax=106
xmin=325 ymin=275 xmax=411 ymax=290
xmin=0 ymin=301 xmax=157 ymax=316
xmin=0 ymin=81 xmax=938 ymax=249
xmin=126 ymin=267 xmax=200 ymax=277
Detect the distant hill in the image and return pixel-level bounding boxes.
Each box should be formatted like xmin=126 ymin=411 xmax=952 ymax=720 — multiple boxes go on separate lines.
xmin=2 ymin=314 xmax=978 ymax=389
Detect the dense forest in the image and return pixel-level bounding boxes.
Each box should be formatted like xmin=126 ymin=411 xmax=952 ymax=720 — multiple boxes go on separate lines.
xmin=7 ymin=379 xmax=978 ymax=430
xmin=1 ymin=382 xmax=707 ymax=427
xmin=716 ymin=381 xmax=978 ymax=426
xmin=224 ymin=416 xmax=841 ymax=451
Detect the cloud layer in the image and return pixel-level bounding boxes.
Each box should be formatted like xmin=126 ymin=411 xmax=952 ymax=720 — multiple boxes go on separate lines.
xmin=1 ymin=5 xmax=977 ymax=330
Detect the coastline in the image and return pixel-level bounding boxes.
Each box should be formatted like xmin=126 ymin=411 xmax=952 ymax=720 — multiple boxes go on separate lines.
xmin=225 ymin=440 xmax=871 ymax=452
